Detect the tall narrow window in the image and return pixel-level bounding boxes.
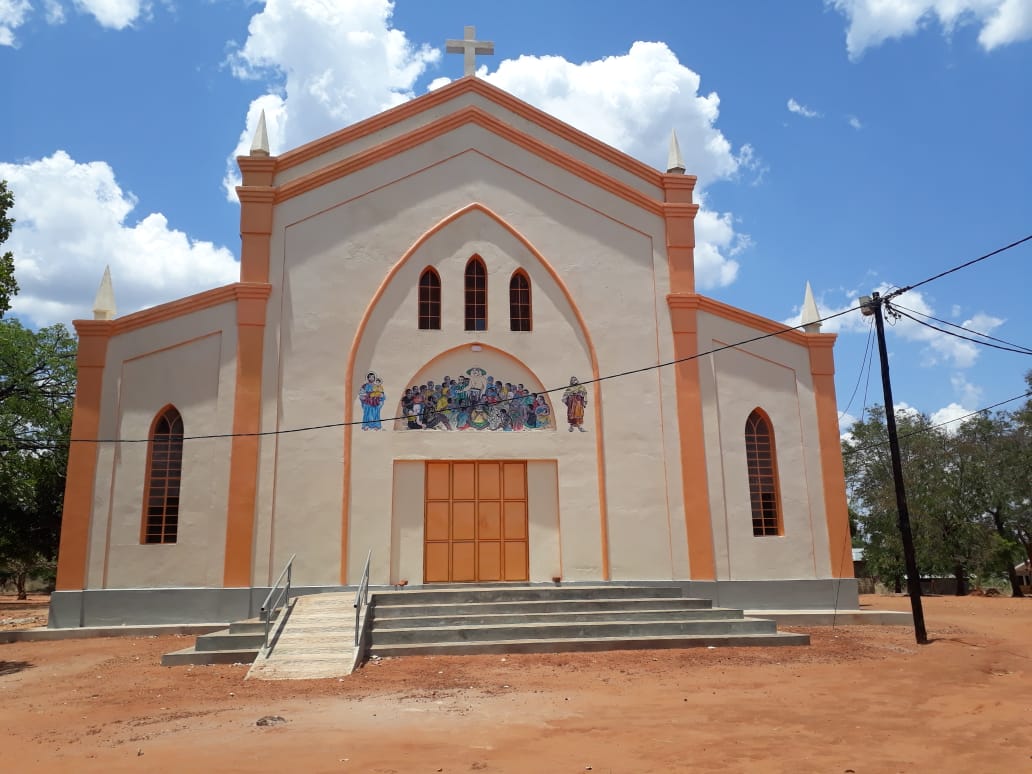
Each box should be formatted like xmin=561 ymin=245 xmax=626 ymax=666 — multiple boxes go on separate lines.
xmin=745 ymin=409 xmax=782 ymax=536
xmin=464 ymin=256 xmax=487 ymax=331
xmin=509 ymin=271 xmax=532 ymax=331
xmin=418 ymin=267 xmax=441 ymax=329
xmin=142 ymin=407 xmax=184 ymax=544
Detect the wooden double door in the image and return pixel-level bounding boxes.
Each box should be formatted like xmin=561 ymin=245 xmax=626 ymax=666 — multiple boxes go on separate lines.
xmin=424 ymin=461 xmax=529 ymax=583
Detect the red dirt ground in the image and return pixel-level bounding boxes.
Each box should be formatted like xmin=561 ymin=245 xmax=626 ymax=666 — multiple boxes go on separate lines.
xmin=2 ymin=594 xmax=1030 ymax=773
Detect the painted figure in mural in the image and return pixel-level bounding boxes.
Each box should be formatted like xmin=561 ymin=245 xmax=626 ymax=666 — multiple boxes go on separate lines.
xmin=562 ymin=376 xmax=588 ymax=432
xmin=467 ymin=367 xmax=488 ymax=405
xmin=359 ymin=372 xmax=386 ymax=430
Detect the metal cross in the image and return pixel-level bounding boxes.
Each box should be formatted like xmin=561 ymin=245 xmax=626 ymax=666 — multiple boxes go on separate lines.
xmin=446 ymin=25 xmax=494 ymax=77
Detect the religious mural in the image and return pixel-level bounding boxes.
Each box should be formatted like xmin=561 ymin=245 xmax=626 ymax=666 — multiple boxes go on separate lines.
xmin=562 ymin=377 xmax=588 ymax=432
xmin=397 ymin=367 xmax=555 ymax=431
xmin=358 ymin=371 xmax=386 ymax=430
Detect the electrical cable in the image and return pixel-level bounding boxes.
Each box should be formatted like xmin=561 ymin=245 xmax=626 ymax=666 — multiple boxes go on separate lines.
xmin=838 ymin=323 xmax=875 ymax=420
xmin=890 ymin=302 xmax=1032 ymax=355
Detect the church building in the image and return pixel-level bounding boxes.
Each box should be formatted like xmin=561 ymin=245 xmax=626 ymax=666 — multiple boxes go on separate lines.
xmin=50 ymin=64 xmax=855 ymax=627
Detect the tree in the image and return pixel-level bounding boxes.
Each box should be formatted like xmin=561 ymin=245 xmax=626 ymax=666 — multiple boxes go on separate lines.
xmin=0 ymin=180 xmax=18 ymax=318
xmin=0 ymin=320 xmax=77 ymax=598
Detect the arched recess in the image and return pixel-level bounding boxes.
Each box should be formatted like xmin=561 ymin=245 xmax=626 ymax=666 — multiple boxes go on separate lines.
xmin=141 ymin=404 xmax=184 ymax=545
xmin=464 ymin=255 xmax=487 ymax=331
xmin=745 ymin=408 xmax=783 ymax=537
xmin=341 ymin=202 xmax=608 ymax=583
xmin=509 ymin=270 xmax=532 ymax=331
xmin=394 ymin=342 xmax=555 ymax=431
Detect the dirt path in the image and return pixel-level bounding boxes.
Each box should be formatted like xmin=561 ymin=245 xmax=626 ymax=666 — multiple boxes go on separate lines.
xmin=2 ymin=594 xmax=1029 ymax=773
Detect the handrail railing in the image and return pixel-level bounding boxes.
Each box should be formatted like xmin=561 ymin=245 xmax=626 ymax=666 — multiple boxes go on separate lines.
xmin=354 ymin=549 xmax=372 ymax=647
xmin=260 ymin=553 xmax=296 ymax=652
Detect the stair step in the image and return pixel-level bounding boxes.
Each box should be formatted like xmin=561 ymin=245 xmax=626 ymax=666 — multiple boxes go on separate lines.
xmin=372 ymin=617 xmax=778 ymax=645
xmin=373 ymin=607 xmax=743 ymax=630
xmin=161 ymin=646 xmax=260 ymax=666
xmin=373 ymin=597 xmax=711 ymax=618
xmin=373 ymin=585 xmax=684 ymax=606
xmin=194 ymin=629 xmax=266 ymax=652
xmin=369 ymin=631 xmax=810 ymax=657
xmin=228 ymin=618 xmax=267 ymax=635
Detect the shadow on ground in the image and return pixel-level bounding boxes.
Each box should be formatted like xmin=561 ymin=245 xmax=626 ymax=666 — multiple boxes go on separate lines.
xmin=0 ymin=660 xmax=33 ymax=676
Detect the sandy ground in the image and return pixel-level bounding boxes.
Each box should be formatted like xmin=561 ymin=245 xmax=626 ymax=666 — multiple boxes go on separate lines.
xmin=2 ymin=594 xmax=1030 ymax=773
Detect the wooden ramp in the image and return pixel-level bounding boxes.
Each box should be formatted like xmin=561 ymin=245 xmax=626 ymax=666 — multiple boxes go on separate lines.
xmin=246 ymin=592 xmax=359 ymax=680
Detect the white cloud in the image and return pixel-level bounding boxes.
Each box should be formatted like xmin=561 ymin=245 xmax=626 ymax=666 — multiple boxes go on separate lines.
xmin=43 ymin=0 xmax=63 ymax=24
xmin=828 ymin=0 xmax=1032 ymax=59
xmin=226 ymin=6 xmax=754 ymax=291
xmin=0 ymin=151 xmax=239 ymax=327
xmin=950 ymin=372 xmax=983 ymax=405
xmin=848 ymin=115 xmax=863 ymax=130
xmin=0 ymin=0 xmax=31 ymax=46
xmin=72 ymin=0 xmax=147 ymax=29
xmin=930 ymin=401 xmax=975 ymax=433
xmin=787 ymin=98 xmax=821 ymax=118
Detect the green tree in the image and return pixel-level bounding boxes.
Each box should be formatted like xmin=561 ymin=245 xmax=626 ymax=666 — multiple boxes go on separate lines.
xmin=0 ymin=180 xmax=18 ymax=317
xmin=0 ymin=320 xmax=77 ymax=598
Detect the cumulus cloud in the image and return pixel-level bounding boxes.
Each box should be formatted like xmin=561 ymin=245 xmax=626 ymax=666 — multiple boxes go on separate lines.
xmin=930 ymin=402 xmax=976 ymax=433
xmin=0 ymin=0 xmax=146 ymax=45
xmin=0 ymin=0 xmax=31 ymax=46
xmin=828 ymin=0 xmax=1032 ymax=59
xmin=0 ymin=151 xmax=239 ymax=327
xmin=848 ymin=115 xmax=863 ymax=130
xmin=787 ymin=98 xmax=821 ymax=118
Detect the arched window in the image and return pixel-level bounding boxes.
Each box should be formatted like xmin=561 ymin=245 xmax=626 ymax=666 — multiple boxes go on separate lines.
xmin=142 ymin=406 xmax=184 ymax=544
xmin=418 ymin=267 xmax=441 ymax=329
xmin=509 ymin=271 xmax=532 ymax=331
xmin=745 ymin=409 xmax=782 ymax=536
xmin=464 ymin=256 xmax=487 ymax=331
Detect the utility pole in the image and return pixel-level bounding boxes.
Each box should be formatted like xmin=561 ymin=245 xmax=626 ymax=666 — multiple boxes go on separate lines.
xmin=861 ymin=292 xmax=928 ymax=644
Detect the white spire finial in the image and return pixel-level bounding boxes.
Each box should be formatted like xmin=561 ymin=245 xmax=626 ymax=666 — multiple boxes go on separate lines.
xmin=666 ymin=129 xmax=686 ymax=174
xmin=250 ymin=109 xmax=270 ymax=157
xmin=93 ymin=265 xmax=116 ymax=321
xmin=801 ymin=281 xmax=821 ymax=333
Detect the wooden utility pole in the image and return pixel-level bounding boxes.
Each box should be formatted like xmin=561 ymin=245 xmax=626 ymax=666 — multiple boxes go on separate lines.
xmin=864 ymin=292 xmax=929 ymax=644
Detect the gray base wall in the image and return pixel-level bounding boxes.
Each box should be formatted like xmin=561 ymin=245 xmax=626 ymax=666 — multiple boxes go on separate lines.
xmin=48 ymin=578 xmax=859 ymax=629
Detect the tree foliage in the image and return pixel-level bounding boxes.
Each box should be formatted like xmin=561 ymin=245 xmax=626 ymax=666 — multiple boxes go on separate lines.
xmin=0 ymin=181 xmax=77 ymax=598
xmin=844 ymin=374 xmax=1032 ymax=597
xmin=0 ymin=180 xmax=18 ymax=318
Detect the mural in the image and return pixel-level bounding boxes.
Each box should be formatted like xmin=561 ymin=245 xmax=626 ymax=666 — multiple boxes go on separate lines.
xmin=358 ymin=371 xmax=386 ymax=430
xmin=398 ymin=367 xmax=554 ymax=431
xmin=562 ymin=377 xmax=588 ymax=432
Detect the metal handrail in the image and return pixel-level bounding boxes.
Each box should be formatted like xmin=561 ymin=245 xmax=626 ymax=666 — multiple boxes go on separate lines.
xmin=260 ymin=553 xmax=296 ymax=651
xmin=354 ymin=549 xmax=372 ymax=646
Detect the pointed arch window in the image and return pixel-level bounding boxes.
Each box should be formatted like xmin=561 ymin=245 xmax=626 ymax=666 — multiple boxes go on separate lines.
xmin=745 ymin=409 xmax=782 ymax=537
xmin=418 ymin=267 xmax=441 ymax=329
xmin=142 ymin=407 xmax=184 ymax=544
xmin=509 ymin=270 xmax=532 ymax=331
xmin=464 ymin=256 xmax=487 ymax=331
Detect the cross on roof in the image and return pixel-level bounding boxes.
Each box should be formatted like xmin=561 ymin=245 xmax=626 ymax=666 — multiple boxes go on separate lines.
xmin=446 ymin=25 xmax=494 ymax=77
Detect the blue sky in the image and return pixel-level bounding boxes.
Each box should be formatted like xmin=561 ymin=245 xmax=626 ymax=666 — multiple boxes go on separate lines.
xmin=1 ymin=0 xmax=1030 ymax=432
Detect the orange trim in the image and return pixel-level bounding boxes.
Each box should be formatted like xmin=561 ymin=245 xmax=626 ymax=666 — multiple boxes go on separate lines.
xmin=807 ymin=334 xmax=854 ymax=578
xmin=275 ymin=106 xmax=667 ymax=218
xmin=222 ymin=290 xmax=271 ymax=587
xmin=662 ymin=201 xmax=699 ymax=295
xmin=669 ymin=293 xmax=810 ymax=347
xmin=55 ymin=322 xmax=112 ymax=590
xmin=666 ymin=297 xmax=716 ymax=580
xmin=238 ymin=189 xmax=275 ymax=284
xmin=276 ymin=77 xmax=673 ymax=193
xmin=342 ymin=202 xmax=609 ymax=583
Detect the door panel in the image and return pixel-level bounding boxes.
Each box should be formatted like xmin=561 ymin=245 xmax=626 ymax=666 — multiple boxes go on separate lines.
xmin=424 ymin=461 xmax=528 ymax=583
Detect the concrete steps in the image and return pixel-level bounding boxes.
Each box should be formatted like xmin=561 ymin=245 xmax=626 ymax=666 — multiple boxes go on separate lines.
xmin=366 ymin=585 xmax=808 ymax=658
xmin=161 ymin=616 xmax=267 ymax=667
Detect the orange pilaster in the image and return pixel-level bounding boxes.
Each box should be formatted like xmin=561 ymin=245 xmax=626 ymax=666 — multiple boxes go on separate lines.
xmin=55 ymin=321 xmax=112 ymax=590
xmin=808 ymin=335 xmax=855 ymax=579
xmin=661 ymin=174 xmax=699 ymax=295
xmin=668 ymin=295 xmax=717 ymax=580
xmin=222 ymin=284 xmax=272 ymax=587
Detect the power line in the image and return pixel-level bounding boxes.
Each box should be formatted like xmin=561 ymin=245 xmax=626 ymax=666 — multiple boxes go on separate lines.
xmin=884 ymin=233 xmax=1032 ymax=301
xmin=890 ymin=302 xmax=1032 ymax=355
xmin=890 ymin=307 xmax=1032 ymax=356
xmin=838 ymin=323 xmax=875 ymax=420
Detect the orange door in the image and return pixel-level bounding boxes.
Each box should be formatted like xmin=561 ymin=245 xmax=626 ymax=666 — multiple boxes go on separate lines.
xmin=424 ymin=461 xmax=528 ymax=583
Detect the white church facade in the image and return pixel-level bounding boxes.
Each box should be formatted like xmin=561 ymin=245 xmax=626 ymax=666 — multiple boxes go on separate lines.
xmin=50 ymin=76 xmax=855 ymax=627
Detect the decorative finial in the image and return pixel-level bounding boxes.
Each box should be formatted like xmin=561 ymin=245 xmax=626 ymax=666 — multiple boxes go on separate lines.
xmin=250 ymin=109 xmax=270 ymax=157
xmin=666 ymin=129 xmax=686 ymax=174
xmin=93 ymin=265 xmax=116 ymax=321
xmin=446 ymin=25 xmax=494 ymax=77
xmin=801 ymin=281 xmax=822 ymax=333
